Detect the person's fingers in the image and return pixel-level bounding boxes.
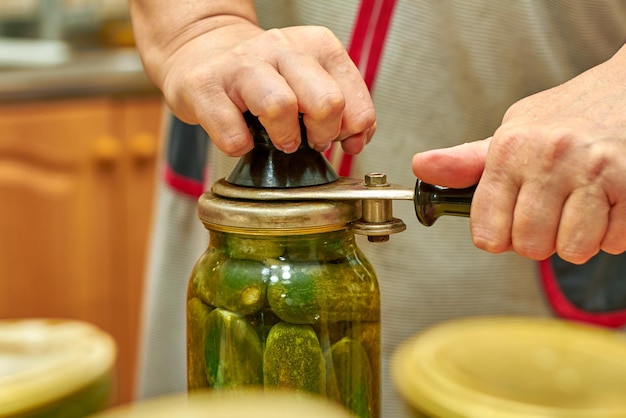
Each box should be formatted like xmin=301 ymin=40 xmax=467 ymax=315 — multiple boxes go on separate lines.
xmin=221 ymin=26 xmax=375 ymax=154
xmin=277 ymin=51 xmax=345 ymax=148
xmin=469 ymin=134 xmax=519 ymax=254
xmin=306 ymin=27 xmax=375 ymax=145
xmin=192 ymin=92 xmax=254 ymax=156
xmin=246 ymin=28 xmax=348 ymax=150
xmin=555 ymin=187 xmax=607 ymax=264
xmin=339 ymin=131 xmax=367 ymax=155
xmin=412 ymin=138 xmax=490 ymax=188
xmin=470 ymin=174 xmax=517 ymax=255
xmin=602 ymin=202 xmax=626 ymax=255
xmin=510 ymin=179 xmax=564 ymax=260
xmin=233 ymin=60 xmax=302 ymax=153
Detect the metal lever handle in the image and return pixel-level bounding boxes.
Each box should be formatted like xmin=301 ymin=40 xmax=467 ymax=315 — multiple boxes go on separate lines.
xmin=414 ymin=179 xmax=476 ymax=226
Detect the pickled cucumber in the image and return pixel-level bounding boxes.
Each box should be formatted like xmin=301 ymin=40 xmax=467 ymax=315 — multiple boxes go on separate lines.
xmin=213 ymin=259 xmax=268 ymax=315
xmin=193 ymin=256 xmax=268 ymax=315
xmin=263 ymin=322 xmax=326 ymax=395
xmin=187 ymin=297 xmax=213 ymax=389
xmin=325 ymin=337 xmax=373 ymax=418
xmin=225 ymin=234 xmax=284 ymax=261
xmin=284 ymin=233 xmax=346 ymax=262
xmin=204 ymin=308 xmax=263 ymax=388
xmin=190 ymin=248 xmax=224 ymax=303
xmin=267 ymin=260 xmax=379 ymax=324
xmin=350 ymin=322 xmax=380 ymax=417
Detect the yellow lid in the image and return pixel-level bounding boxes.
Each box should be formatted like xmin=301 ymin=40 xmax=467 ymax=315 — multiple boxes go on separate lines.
xmin=93 ymin=389 xmax=356 ymax=418
xmin=392 ymin=316 xmax=626 ymax=418
xmin=0 ymin=319 xmax=116 ymax=416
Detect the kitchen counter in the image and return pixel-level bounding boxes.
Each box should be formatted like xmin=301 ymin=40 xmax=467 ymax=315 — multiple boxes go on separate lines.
xmin=0 ymin=47 xmax=159 ymax=102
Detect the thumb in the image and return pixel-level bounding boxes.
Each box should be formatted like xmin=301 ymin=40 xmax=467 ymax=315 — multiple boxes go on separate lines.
xmin=412 ymin=137 xmax=491 ymax=188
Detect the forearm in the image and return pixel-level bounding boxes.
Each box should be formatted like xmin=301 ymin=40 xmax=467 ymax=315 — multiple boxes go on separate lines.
xmin=128 ymin=0 xmax=259 ymax=85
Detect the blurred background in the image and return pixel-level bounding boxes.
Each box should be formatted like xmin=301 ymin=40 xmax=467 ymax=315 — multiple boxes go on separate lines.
xmin=0 ymin=0 xmax=165 ymax=407
xmin=0 ymin=0 xmax=131 ymax=45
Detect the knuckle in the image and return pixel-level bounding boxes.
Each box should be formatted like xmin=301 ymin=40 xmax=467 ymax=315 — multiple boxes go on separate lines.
xmin=310 ymin=93 xmax=345 ymax=119
xmin=258 ymin=94 xmax=298 ymax=119
xmin=307 ymin=25 xmax=340 ymax=44
xmin=357 ymin=107 xmax=377 ymax=130
xmin=175 ymin=63 xmax=217 ymax=95
xmin=163 ymin=66 xmax=224 ymax=124
xmin=540 ymin=126 xmax=578 ymax=169
xmin=491 ymin=125 xmax=526 ymax=160
xmin=582 ymin=143 xmax=610 ymax=183
xmin=217 ymin=132 xmax=250 ymax=156
xmin=261 ymin=28 xmax=290 ymax=46
xmin=343 ymin=108 xmax=376 ymax=136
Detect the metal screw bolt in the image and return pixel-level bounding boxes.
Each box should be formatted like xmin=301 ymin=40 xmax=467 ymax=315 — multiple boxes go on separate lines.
xmin=365 ymin=173 xmax=387 ymax=186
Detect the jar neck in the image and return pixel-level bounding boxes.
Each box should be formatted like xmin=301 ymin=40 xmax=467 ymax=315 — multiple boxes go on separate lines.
xmin=209 ymin=229 xmax=357 ymax=262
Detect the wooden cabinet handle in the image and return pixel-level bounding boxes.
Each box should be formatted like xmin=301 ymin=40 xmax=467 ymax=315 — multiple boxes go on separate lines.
xmin=93 ymin=136 xmax=121 ymax=165
xmin=130 ymin=133 xmax=157 ymax=162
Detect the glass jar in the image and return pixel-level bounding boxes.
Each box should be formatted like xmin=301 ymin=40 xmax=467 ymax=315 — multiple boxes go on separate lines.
xmin=187 ymin=191 xmax=380 ymax=418
xmin=0 ymin=319 xmax=116 ymax=418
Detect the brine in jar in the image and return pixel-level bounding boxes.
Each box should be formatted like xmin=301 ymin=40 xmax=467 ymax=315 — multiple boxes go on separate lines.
xmin=187 ymin=227 xmax=380 ymax=418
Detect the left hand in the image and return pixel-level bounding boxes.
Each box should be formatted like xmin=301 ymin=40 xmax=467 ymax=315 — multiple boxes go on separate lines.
xmin=412 ymin=45 xmax=626 ymax=264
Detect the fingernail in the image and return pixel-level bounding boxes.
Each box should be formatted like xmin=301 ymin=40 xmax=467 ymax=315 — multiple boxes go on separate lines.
xmin=279 ymin=140 xmax=299 ymax=154
xmin=311 ymin=142 xmax=331 ymax=153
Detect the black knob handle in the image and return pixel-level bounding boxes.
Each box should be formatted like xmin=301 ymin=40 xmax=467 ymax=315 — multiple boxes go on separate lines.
xmin=225 ymin=112 xmax=339 ymax=188
xmin=414 ymin=179 xmax=476 ymax=226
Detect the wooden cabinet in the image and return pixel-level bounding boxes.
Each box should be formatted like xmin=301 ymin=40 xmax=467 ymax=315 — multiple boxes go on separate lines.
xmin=0 ymin=96 xmax=164 ymax=405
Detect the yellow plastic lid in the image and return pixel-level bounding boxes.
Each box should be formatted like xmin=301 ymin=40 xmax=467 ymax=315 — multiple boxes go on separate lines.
xmin=0 ymin=319 xmax=116 ymax=416
xmin=92 ymin=389 xmax=357 ymax=418
xmin=392 ymin=316 xmax=626 ymax=418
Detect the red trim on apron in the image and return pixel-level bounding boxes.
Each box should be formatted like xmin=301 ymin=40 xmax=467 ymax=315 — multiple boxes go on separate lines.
xmin=325 ymin=0 xmax=397 ymax=177
xmin=539 ymin=258 xmax=626 ymax=328
xmin=164 ymin=165 xmax=205 ymax=198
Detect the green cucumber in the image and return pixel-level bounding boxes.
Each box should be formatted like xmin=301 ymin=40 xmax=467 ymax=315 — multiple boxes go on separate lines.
xmin=213 ymin=258 xmax=268 ymax=315
xmin=284 ymin=234 xmax=346 ymax=263
xmin=192 ymin=256 xmax=268 ymax=315
xmin=263 ymin=322 xmax=326 ymax=395
xmin=351 ymin=322 xmax=380 ymax=417
xmin=225 ymin=234 xmax=284 ymax=262
xmin=325 ymin=337 xmax=374 ymax=418
xmin=186 ymin=297 xmax=213 ymax=389
xmin=267 ymin=260 xmax=379 ymax=324
xmin=204 ymin=308 xmax=263 ymax=388
xmin=189 ymin=248 xmax=223 ymax=303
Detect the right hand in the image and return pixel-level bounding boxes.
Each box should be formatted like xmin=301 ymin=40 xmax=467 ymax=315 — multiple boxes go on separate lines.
xmin=145 ymin=19 xmax=376 ymax=157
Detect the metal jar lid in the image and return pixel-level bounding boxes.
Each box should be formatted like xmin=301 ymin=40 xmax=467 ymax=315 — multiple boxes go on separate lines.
xmin=392 ymin=316 xmax=626 ymax=418
xmin=0 ymin=319 xmax=116 ymax=416
xmin=93 ymin=388 xmax=356 ymax=418
xmin=198 ymin=190 xmax=361 ymax=235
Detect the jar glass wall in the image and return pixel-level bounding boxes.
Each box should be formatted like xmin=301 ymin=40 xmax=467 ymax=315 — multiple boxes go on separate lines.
xmin=187 ymin=228 xmax=380 ymax=418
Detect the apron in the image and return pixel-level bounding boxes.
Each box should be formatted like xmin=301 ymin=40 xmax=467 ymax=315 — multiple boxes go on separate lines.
xmin=136 ymin=2 xmax=626 ymax=417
